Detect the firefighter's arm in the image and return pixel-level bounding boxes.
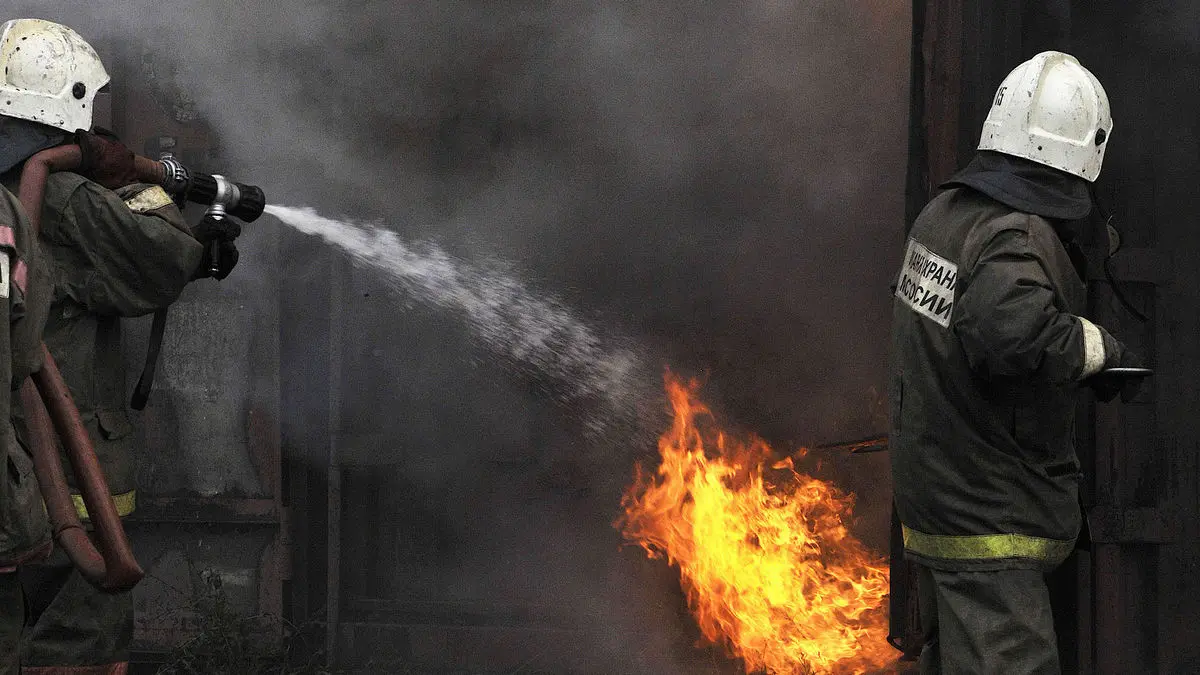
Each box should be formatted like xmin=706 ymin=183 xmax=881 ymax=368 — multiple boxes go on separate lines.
xmin=953 ymin=226 xmax=1114 ymax=385
xmin=56 ymin=180 xmax=202 ymax=317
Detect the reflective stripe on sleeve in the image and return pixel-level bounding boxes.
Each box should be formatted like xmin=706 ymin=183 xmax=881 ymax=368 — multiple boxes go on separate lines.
xmin=10 ymin=258 xmax=26 ymax=296
xmin=1078 ymin=316 xmax=1106 ymax=378
xmin=72 ymin=489 xmax=137 ymax=520
xmin=902 ymin=524 xmax=1075 ymax=565
xmin=0 ymin=226 xmax=25 ymax=295
xmin=123 ymin=185 xmax=175 ymax=214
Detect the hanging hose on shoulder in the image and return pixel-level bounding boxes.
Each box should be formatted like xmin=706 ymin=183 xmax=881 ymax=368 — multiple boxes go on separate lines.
xmin=17 ymin=143 xmax=144 ymax=592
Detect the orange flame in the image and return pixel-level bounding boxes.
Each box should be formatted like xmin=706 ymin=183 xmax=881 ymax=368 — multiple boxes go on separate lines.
xmin=617 ymin=373 xmax=895 ymax=674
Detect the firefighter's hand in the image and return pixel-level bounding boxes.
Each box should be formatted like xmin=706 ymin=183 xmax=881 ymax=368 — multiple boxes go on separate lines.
xmin=75 ymin=128 xmax=139 ymax=190
xmin=1086 ymin=332 xmax=1147 ymax=403
xmin=191 ymin=215 xmax=242 ymax=280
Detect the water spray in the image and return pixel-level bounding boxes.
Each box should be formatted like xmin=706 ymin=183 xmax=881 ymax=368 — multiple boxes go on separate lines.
xmin=265 ymin=205 xmax=657 ymax=437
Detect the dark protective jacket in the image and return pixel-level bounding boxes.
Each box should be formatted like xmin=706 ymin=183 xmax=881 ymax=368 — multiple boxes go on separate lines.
xmin=889 ymin=186 xmax=1106 ymax=572
xmin=0 ymin=186 xmax=52 ymax=569
xmin=7 ymin=172 xmax=201 ymax=519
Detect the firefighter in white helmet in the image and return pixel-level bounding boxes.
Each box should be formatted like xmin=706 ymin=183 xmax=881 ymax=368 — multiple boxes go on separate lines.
xmin=0 ymin=18 xmax=110 ymax=135
xmin=0 ymin=18 xmax=236 ymax=675
xmin=890 ymin=51 xmax=1143 ymax=674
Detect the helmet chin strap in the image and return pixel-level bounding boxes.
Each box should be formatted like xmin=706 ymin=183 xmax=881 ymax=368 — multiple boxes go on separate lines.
xmin=1089 ymin=183 xmax=1149 ymax=323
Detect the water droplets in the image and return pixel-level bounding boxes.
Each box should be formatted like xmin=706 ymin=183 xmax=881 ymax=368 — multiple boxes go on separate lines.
xmin=266 ymin=204 xmax=655 ymax=436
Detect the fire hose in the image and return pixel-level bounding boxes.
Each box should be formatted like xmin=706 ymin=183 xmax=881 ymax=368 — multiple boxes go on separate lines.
xmin=131 ymin=153 xmax=266 ymax=276
xmin=18 ymin=144 xmax=143 ymax=592
xmin=15 ymin=143 xmax=266 ymax=591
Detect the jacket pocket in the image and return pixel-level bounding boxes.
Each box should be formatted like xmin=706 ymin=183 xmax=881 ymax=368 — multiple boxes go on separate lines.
xmin=0 ymin=429 xmax=50 ymax=564
xmin=96 ymin=407 xmax=134 ymax=441
xmin=1014 ymin=402 xmax=1078 ymax=471
xmin=1013 ymin=405 xmax=1033 ymax=445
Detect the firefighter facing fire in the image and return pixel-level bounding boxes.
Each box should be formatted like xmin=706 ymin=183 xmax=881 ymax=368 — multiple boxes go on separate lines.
xmin=0 ymin=19 xmax=242 ymax=674
xmin=890 ymin=51 xmax=1143 ymax=674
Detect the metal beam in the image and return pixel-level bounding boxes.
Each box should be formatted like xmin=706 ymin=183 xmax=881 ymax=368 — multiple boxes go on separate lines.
xmin=326 ymin=253 xmax=346 ymax=665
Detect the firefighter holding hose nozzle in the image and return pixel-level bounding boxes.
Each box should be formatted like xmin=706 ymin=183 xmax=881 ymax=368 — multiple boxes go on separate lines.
xmin=890 ymin=51 xmax=1146 ymax=674
xmin=0 ymin=18 xmax=245 ymax=674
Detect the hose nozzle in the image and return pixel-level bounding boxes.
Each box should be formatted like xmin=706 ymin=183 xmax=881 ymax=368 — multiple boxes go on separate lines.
xmin=150 ymin=154 xmax=267 ymax=222
xmin=134 ymin=154 xmax=266 ymax=277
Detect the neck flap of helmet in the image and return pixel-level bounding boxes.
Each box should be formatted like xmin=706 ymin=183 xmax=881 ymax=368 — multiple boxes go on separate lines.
xmin=0 ymin=116 xmax=71 ymax=177
xmin=943 ymin=150 xmax=1093 ymax=223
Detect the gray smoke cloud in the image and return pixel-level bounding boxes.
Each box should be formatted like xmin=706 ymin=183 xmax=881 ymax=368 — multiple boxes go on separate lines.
xmin=8 ymin=2 xmax=910 ymax=671
xmin=12 ymin=2 xmax=908 ymax=437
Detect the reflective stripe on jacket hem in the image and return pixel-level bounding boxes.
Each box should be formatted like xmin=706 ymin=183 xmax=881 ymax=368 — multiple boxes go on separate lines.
xmin=71 ymin=490 xmax=137 ymax=520
xmin=902 ymin=524 xmax=1074 ymax=564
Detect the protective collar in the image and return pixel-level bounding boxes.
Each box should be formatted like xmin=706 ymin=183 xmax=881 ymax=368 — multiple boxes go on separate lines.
xmin=942 ymin=150 xmax=1093 ymax=221
xmin=0 ymin=116 xmax=71 ymax=176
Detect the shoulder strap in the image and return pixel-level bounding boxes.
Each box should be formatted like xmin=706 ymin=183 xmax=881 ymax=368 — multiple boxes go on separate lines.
xmin=130 ymin=309 xmax=169 ymax=411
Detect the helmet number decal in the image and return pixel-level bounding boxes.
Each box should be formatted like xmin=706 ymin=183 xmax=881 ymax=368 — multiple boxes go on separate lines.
xmin=994 ymin=86 xmax=1007 ymax=106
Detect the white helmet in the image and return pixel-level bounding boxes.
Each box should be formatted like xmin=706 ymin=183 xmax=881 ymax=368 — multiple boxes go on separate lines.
xmin=978 ymin=51 xmax=1112 ymax=182
xmin=0 ymin=19 xmax=109 ymax=132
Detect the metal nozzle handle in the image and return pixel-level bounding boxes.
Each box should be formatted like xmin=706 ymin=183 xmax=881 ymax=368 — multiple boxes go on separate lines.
xmin=209 ymin=239 xmax=221 ymax=276
xmin=1097 ymin=367 xmax=1154 ymax=378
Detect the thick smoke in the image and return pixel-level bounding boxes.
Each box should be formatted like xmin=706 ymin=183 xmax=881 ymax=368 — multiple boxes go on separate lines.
xmin=11 ymin=2 xmax=908 ymax=438
xmin=8 ymin=2 xmax=910 ymax=671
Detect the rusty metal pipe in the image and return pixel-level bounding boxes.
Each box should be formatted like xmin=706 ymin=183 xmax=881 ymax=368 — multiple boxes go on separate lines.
xmin=17 ymin=144 xmax=144 ymax=592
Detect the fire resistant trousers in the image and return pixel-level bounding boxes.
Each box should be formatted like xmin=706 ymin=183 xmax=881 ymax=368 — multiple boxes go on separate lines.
xmin=917 ymin=565 xmax=1060 ymax=675
xmin=0 ymin=572 xmax=22 ymax=675
xmin=18 ymin=547 xmax=132 ymax=674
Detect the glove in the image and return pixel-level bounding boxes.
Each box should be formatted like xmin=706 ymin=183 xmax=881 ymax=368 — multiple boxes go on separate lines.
xmin=75 ymin=128 xmax=139 ymax=190
xmin=190 ymin=215 xmax=242 ymax=280
xmin=1086 ymin=328 xmax=1145 ymax=403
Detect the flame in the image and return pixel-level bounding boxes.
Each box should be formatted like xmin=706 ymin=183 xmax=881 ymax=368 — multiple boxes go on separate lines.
xmin=617 ymin=373 xmax=895 ymax=675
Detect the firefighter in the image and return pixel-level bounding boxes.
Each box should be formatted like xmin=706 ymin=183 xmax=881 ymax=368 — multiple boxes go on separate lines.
xmin=889 ymin=51 xmax=1142 ymax=674
xmin=0 ymin=183 xmax=53 ymax=675
xmin=0 ymin=19 xmax=241 ymax=674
